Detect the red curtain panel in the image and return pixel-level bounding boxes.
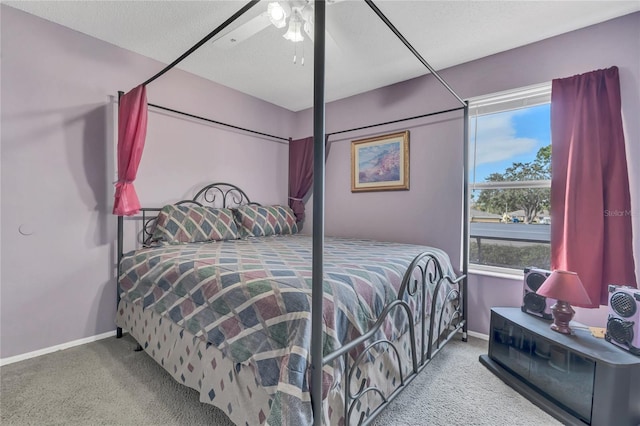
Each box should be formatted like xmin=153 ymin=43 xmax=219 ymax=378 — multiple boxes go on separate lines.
xmin=288 ymin=136 xmax=332 ymax=225
xmin=113 ymin=85 xmax=148 ymax=216
xmin=288 ymin=136 xmax=314 ymax=223
xmin=551 ymin=66 xmax=637 ymax=307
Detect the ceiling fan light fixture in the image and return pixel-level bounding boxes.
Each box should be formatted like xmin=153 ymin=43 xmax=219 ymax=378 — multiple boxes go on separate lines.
xmin=300 ymin=3 xmax=314 ymax=41
xmin=283 ymin=13 xmax=304 ymax=43
xmin=300 ymin=3 xmax=313 ymax=24
xmin=267 ymin=2 xmax=289 ymax=29
xmin=303 ymin=20 xmax=314 ymax=42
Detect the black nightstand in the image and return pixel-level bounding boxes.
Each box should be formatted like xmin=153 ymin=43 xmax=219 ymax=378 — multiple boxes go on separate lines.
xmin=480 ymin=307 xmax=640 ymax=425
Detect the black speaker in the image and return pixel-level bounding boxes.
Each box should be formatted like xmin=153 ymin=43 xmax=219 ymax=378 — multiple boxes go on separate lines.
xmin=605 ymin=285 xmax=640 ymax=356
xmin=521 ymin=267 xmax=555 ymax=320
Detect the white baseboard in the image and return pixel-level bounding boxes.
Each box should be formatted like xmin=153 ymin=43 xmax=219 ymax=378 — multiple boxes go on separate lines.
xmin=467 ymin=330 xmax=489 ymax=341
xmin=0 ymin=330 xmax=117 ymax=367
xmin=1 ymin=328 xmax=488 ymax=366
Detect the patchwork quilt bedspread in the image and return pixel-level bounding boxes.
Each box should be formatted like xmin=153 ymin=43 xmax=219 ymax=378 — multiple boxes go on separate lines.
xmin=118 ymin=234 xmax=456 ymax=425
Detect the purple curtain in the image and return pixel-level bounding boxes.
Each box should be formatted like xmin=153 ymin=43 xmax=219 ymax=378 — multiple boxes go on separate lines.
xmin=113 ymin=85 xmax=148 ymax=216
xmin=288 ymin=135 xmax=331 ymax=223
xmin=551 ymin=66 xmax=637 ymax=307
xmin=288 ymin=137 xmax=314 ymax=222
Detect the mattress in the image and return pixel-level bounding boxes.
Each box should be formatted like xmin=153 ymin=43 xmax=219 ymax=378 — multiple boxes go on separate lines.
xmin=116 ymin=234 xmax=458 ymax=425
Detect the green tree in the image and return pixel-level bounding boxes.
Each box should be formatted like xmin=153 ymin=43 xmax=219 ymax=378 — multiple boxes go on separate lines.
xmin=475 ymin=145 xmax=551 ymax=223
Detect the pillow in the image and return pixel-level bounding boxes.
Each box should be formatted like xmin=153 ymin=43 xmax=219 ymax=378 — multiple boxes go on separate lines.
xmin=151 ymin=205 xmax=239 ymax=244
xmin=234 ymin=204 xmax=298 ymax=237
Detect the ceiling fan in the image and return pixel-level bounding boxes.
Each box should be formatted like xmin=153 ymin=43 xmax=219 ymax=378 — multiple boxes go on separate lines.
xmin=212 ymin=0 xmax=340 ymax=49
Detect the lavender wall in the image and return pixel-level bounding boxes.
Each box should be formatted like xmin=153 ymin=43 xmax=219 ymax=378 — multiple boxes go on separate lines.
xmin=295 ymin=74 xmax=466 ymax=269
xmin=297 ymin=12 xmax=640 ymax=335
xmin=0 ymin=6 xmax=295 ymax=359
xmin=1 ymin=6 xmax=637 ymax=361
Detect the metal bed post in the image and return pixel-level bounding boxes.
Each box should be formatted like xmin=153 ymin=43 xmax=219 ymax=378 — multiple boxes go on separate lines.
xmin=116 ymin=89 xmax=124 ymax=339
xmin=116 ymin=214 xmax=123 ymax=339
xmin=115 ymin=0 xmax=261 ymax=340
xmin=113 ymin=1 xmax=472 ymax=422
xmin=311 ymin=1 xmax=326 ymax=425
xmin=462 ymin=102 xmax=470 ymax=340
xmin=311 ymin=0 xmax=326 ymax=426
xmin=365 ymin=0 xmax=469 ymax=343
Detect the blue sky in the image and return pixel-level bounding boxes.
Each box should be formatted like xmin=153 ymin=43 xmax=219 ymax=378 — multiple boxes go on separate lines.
xmin=470 ymin=104 xmax=551 ymax=183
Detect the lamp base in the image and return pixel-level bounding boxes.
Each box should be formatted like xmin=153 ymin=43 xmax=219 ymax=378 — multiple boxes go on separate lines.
xmin=550 ymin=300 xmax=575 ymax=335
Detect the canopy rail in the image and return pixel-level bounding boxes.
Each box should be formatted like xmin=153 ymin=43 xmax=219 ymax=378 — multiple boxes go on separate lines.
xmin=364 ymin=0 xmax=466 ymax=107
xmin=141 ymin=0 xmax=260 ymax=87
xmin=146 ymin=102 xmax=289 ymax=142
xmin=132 ymin=98 xmax=465 ymax=145
xmin=328 ymin=105 xmax=466 ymax=138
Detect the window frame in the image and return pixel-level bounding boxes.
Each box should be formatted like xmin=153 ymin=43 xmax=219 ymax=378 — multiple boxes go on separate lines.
xmin=467 ymin=83 xmax=552 ymax=276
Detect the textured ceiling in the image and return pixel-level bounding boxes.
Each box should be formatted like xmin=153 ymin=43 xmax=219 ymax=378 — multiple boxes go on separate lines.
xmin=6 ymin=1 xmax=640 ymax=111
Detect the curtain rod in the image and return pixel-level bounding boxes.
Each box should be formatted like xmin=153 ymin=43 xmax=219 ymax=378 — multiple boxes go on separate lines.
xmin=328 ymin=106 xmax=465 ymax=138
xmin=132 ymin=101 xmax=462 ymax=143
xmin=141 ymin=0 xmax=260 ymax=87
xmin=364 ymin=0 xmax=466 ymax=107
xmin=148 ymin=102 xmax=290 ymax=142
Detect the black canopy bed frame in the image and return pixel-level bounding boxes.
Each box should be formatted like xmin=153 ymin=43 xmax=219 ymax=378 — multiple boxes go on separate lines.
xmin=115 ymin=1 xmax=470 ymax=425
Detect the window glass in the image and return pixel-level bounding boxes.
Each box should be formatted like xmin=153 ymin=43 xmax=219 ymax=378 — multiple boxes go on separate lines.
xmin=469 ymin=84 xmax=551 ymax=272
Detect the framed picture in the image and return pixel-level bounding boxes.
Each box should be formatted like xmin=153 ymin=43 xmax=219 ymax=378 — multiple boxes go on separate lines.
xmin=351 ymin=131 xmax=409 ymax=192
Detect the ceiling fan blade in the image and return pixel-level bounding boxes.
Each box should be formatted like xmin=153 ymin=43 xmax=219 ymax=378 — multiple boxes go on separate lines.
xmin=307 ymin=25 xmax=342 ymax=55
xmin=212 ymin=13 xmax=271 ymax=49
xmin=326 ymin=28 xmax=342 ymax=55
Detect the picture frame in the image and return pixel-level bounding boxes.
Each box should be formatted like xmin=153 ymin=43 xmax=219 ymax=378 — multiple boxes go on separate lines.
xmin=351 ymin=131 xmax=409 ymax=192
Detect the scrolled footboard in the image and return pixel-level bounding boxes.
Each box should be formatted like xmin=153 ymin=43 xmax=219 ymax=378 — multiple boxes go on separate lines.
xmin=323 ymin=250 xmax=466 ymax=426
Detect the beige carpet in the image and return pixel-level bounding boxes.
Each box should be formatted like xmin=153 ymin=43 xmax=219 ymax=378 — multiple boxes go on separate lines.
xmin=1 ymin=334 xmax=560 ymax=425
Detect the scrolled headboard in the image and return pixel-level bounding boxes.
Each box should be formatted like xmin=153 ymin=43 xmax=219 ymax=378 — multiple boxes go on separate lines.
xmin=191 ymin=182 xmax=256 ymax=209
xmin=138 ymin=182 xmax=260 ymax=245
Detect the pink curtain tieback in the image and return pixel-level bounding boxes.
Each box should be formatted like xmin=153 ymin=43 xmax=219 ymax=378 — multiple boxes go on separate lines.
xmin=112 ymin=84 xmax=148 ymax=216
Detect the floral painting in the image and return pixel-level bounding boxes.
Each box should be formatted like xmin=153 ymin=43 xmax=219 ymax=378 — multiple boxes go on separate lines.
xmin=351 ymin=131 xmax=409 ymax=192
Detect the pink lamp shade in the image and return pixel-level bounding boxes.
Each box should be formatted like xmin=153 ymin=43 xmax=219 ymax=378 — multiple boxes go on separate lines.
xmin=536 ymin=270 xmax=592 ymax=306
xmin=536 ymin=270 xmax=591 ymax=334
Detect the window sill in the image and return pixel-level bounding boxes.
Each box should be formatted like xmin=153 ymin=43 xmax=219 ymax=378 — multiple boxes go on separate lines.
xmin=469 ymin=265 xmax=524 ymax=281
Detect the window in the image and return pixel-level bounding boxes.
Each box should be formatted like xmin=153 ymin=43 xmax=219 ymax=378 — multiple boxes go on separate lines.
xmin=468 ymin=83 xmax=551 ymax=273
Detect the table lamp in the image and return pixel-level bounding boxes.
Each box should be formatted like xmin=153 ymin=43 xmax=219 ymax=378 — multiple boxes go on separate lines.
xmin=536 ymin=270 xmax=591 ymax=334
